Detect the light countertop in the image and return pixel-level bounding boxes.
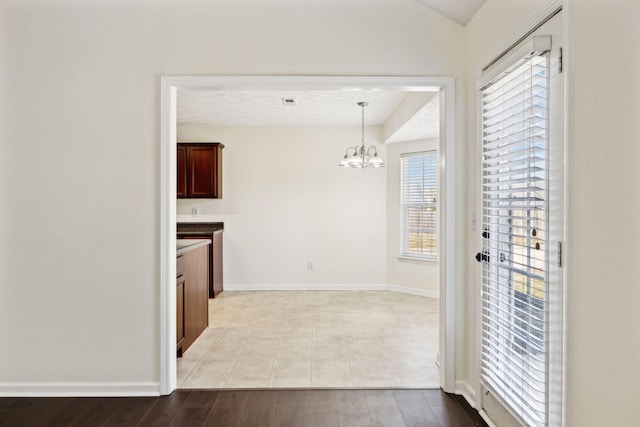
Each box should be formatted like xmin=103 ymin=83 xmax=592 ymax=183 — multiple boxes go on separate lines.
xmin=177 ymin=238 xmax=211 ymax=256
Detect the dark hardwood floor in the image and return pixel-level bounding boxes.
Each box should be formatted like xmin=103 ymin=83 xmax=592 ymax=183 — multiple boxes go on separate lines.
xmin=0 ymin=389 xmax=487 ymax=427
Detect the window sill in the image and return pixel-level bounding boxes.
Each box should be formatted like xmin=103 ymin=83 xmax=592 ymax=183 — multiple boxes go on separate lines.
xmin=398 ymin=255 xmax=438 ymax=265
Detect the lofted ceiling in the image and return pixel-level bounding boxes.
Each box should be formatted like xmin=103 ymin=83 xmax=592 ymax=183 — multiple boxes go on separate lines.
xmin=413 ymin=0 xmax=486 ymax=26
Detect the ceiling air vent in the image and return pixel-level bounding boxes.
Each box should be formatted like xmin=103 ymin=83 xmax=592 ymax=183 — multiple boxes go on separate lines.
xmin=281 ymin=98 xmax=296 ymax=106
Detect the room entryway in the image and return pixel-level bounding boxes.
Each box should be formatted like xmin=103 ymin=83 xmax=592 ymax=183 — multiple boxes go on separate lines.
xmin=160 ymin=76 xmax=460 ymax=395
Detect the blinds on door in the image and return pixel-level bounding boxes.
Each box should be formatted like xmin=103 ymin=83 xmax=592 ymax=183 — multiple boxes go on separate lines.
xmin=400 ymin=151 xmax=438 ymax=259
xmin=479 ymin=44 xmax=550 ymax=427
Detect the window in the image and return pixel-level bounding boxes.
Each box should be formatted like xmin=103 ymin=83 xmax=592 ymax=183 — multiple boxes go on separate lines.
xmin=400 ymin=151 xmax=438 ymax=260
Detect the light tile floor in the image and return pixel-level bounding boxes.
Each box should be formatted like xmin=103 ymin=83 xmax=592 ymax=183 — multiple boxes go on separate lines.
xmin=177 ymin=291 xmax=440 ymax=389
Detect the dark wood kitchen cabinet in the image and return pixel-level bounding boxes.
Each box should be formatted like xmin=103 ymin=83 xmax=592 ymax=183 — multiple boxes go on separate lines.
xmin=177 ymin=143 xmax=224 ymax=199
xmin=176 ymin=243 xmax=209 ymax=356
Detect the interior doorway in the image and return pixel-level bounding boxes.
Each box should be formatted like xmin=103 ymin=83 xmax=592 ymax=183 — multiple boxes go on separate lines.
xmin=160 ymin=76 xmax=459 ymax=395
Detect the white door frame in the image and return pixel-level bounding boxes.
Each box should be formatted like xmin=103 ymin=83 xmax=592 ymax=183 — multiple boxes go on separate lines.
xmin=159 ymin=76 xmax=459 ymax=394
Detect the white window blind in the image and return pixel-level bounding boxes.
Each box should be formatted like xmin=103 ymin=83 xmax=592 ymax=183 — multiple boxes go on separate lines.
xmin=400 ymin=151 xmax=438 ymax=260
xmin=480 ymin=52 xmax=549 ymax=427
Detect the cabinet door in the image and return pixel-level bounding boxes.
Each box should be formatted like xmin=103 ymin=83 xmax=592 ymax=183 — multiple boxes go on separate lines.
xmin=177 ymin=146 xmax=187 ymax=198
xmin=188 ymin=146 xmax=220 ymax=198
xmin=183 ymin=245 xmax=209 ymax=353
xmin=177 ymin=143 xmax=224 ymax=199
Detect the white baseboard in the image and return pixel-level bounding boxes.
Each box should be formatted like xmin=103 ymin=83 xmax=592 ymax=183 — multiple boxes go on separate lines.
xmin=224 ymin=283 xmax=388 ymax=291
xmin=454 ymin=380 xmax=477 ymax=409
xmin=224 ymin=283 xmax=439 ymax=298
xmin=454 ymin=381 xmax=499 ymax=426
xmin=0 ymin=382 xmax=160 ymax=397
xmin=478 ymin=410 xmax=498 ymax=427
xmin=386 ymin=284 xmax=439 ymax=299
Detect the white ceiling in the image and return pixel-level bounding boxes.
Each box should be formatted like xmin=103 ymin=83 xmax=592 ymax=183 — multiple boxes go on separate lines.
xmin=178 ymin=89 xmax=441 ymax=143
xmin=413 ymin=0 xmax=486 ymax=26
xmin=178 ymin=90 xmax=408 ymax=127
xmin=386 ymin=93 xmax=440 ymax=143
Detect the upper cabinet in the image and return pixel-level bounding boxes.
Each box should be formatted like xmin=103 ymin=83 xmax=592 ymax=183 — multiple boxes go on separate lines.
xmin=177 ymin=143 xmax=224 ymax=199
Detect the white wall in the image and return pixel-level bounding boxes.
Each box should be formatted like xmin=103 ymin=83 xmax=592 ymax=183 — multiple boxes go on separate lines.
xmin=565 ymin=0 xmax=640 ymax=425
xmin=0 ymin=0 xmax=465 ymax=391
xmin=465 ymin=0 xmax=640 ymax=425
xmin=386 ymin=139 xmax=440 ymax=296
xmin=177 ymin=125 xmax=387 ymax=288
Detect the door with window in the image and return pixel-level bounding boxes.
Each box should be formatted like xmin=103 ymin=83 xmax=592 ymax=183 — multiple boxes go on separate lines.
xmin=477 ymin=10 xmax=564 ymax=427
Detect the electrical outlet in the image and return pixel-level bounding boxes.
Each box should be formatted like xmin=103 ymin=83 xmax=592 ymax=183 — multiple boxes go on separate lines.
xmin=307 ymin=261 xmax=314 ymax=271
xmin=192 ymin=207 xmax=200 ymax=216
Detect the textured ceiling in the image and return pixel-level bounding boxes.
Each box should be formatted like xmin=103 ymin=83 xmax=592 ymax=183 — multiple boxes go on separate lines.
xmin=178 ymin=89 xmax=440 ymax=143
xmin=178 ymin=90 xmax=408 ymax=127
xmin=413 ymin=0 xmax=486 ymax=25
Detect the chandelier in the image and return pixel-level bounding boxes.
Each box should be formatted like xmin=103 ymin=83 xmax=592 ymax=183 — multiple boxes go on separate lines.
xmin=339 ymin=101 xmax=385 ymax=168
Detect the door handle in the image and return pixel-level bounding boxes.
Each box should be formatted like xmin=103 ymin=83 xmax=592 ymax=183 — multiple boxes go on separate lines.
xmin=475 ymin=251 xmax=490 ymax=263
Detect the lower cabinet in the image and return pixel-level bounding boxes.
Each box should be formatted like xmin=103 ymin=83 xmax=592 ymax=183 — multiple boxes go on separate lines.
xmin=176 ymin=244 xmax=209 ymax=356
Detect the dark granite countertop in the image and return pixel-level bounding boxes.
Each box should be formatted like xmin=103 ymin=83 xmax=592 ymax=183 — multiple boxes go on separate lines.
xmin=177 ymin=222 xmax=224 ymax=235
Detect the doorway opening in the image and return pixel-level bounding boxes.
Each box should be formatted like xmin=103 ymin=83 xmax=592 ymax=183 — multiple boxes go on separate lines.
xmin=160 ymin=76 xmax=459 ymax=395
